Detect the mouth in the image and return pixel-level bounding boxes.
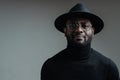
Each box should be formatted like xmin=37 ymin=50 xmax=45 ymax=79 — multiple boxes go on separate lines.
xmin=76 ymin=38 xmax=82 ymax=41
xmin=75 ymin=35 xmax=84 ymax=39
xmin=74 ymin=35 xmax=86 ymax=42
xmin=71 ymin=34 xmax=85 ymax=41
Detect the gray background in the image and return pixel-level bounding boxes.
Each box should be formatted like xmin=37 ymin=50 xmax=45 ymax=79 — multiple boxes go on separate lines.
xmin=0 ymin=0 xmax=120 ymax=80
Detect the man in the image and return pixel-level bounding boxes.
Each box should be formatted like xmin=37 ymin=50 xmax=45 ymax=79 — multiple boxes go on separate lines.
xmin=41 ymin=3 xmax=120 ymax=80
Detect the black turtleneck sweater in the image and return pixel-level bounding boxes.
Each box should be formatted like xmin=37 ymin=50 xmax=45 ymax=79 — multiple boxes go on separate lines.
xmin=41 ymin=44 xmax=119 ymax=80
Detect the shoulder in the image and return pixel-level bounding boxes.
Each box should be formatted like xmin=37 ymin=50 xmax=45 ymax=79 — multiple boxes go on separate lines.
xmin=91 ymin=49 xmax=119 ymax=69
xmin=91 ymin=49 xmax=119 ymax=79
xmin=42 ymin=49 xmax=67 ymax=67
xmin=91 ymin=49 xmax=113 ymax=63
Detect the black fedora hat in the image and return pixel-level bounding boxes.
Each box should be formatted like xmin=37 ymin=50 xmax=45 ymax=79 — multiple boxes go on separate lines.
xmin=54 ymin=3 xmax=104 ymax=34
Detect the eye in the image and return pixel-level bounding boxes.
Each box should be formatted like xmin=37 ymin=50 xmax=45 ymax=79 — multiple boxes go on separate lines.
xmin=81 ymin=23 xmax=87 ymax=28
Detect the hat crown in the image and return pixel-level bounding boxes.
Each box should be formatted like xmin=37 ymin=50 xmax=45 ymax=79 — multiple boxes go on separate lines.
xmin=69 ymin=3 xmax=90 ymax=13
xmin=55 ymin=3 xmax=104 ymax=34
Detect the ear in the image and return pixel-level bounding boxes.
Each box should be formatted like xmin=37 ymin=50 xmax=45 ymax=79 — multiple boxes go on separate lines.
xmin=92 ymin=27 xmax=95 ymax=34
xmin=63 ymin=27 xmax=67 ymax=33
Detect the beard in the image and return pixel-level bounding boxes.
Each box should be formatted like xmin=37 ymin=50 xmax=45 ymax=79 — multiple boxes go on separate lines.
xmin=66 ymin=33 xmax=93 ymax=47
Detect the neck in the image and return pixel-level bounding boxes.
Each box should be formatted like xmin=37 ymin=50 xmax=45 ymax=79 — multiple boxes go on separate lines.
xmin=66 ymin=43 xmax=91 ymax=60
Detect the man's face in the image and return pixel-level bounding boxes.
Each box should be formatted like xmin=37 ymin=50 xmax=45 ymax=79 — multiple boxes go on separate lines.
xmin=64 ymin=18 xmax=94 ymax=46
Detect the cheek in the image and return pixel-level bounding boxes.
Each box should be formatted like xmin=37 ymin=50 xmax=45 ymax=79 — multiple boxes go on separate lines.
xmin=87 ymin=31 xmax=94 ymax=35
xmin=64 ymin=28 xmax=72 ymax=36
xmin=85 ymin=29 xmax=94 ymax=39
xmin=87 ymin=28 xmax=94 ymax=35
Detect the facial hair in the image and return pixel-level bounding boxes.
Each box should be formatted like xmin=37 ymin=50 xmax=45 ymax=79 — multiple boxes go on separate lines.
xmin=66 ymin=32 xmax=93 ymax=47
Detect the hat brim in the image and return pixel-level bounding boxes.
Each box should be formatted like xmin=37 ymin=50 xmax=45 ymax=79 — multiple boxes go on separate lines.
xmin=54 ymin=12 xmax=104 ymax=34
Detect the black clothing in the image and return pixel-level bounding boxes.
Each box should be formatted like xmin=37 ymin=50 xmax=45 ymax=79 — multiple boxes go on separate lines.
xmin=41 ymin=45 xmax=119 ymax=80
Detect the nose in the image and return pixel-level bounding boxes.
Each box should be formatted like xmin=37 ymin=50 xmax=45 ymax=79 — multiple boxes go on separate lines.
xmin=75 ymin=26 xmax=83 ymax=33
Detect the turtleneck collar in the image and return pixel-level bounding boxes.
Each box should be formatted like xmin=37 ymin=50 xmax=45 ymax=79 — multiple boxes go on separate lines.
xmin=65 ymin=43 xmax=91 ymax=60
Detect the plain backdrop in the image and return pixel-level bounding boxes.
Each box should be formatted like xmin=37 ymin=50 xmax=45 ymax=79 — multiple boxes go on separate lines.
xmin=0 ymin=0 xmax=120 ymax=80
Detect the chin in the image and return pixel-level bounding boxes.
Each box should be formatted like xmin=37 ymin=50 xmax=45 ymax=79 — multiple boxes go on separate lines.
xmin=74 ymin=41 xmax=87 ymax=46
xmin=75 ymin=39 xmax=85 ymax=44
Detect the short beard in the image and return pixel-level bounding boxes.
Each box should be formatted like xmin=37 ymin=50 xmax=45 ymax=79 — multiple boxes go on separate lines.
xmin=66 ymin=35 xmax=92 ymax=47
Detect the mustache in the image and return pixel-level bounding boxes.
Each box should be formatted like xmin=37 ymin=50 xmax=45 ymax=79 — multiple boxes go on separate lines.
xmin=72 ymin=32 xmax=85 ymax=36
xmin=71 ymin=33 xmax=86 ymax=39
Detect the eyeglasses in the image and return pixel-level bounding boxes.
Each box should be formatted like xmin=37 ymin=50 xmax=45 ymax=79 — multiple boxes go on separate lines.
xmin=66 ymin=21 xmax=92 ymax=31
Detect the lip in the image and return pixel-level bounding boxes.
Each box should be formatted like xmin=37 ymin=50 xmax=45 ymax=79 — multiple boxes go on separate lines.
xmin=75 ymin=35 xmax=84 ymax=38
xmin=76 ymin=38 xmax=82 ymax=41
xmin=72 ymin=34 xmax=85 ymax=40
xmin=74 ymin=36 xmax=84 ymax=41
xmin=74 ymin=34 xmax=85 ymax=40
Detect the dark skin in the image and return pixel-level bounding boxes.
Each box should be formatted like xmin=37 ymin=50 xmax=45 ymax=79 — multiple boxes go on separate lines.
xmin=63 ymin=18 xmax=95 ymax=47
